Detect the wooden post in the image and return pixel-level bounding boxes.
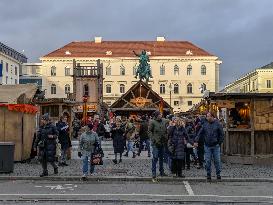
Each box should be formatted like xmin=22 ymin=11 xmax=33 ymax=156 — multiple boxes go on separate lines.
xmin=250 ymin=98 xmax=255 ymax=156
xmin=225 ymin=108 xmax=230 ymax=155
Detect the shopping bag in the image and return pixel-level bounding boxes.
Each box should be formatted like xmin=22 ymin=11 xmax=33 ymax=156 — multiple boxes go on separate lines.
xmin=91 ymin=147 xmax=104 ymax=165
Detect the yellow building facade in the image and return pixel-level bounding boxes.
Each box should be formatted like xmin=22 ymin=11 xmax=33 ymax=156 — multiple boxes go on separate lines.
xmin=223 ymin=62 xmax=273 ymax=93
xmin=40 ymin=37 xmax=222 ymax=113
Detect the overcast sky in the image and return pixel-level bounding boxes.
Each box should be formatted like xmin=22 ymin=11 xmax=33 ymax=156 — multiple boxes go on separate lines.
xmin=1 ymin=0 xmax=273 ymax=88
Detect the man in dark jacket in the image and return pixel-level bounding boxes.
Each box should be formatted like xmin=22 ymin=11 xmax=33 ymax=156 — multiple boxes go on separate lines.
xmin=34 ymin=113 xmax=59 ymax=177
xmin=137 ymin=116 xmax=151 ymax=157
xmin=195 ymin=112 xmax=224 ymax=181
xmin=56 ymin=116 xmax=70 ymax=166
xmin=148 ymin=111 xmax=169 ymax=181
xmin=185 ymin=120 xmax=197 ymax=170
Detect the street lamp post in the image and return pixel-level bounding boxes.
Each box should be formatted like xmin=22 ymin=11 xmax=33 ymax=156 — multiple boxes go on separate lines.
xmin=82 ymin=95 xmax=88 ymax=125
xmin=169 ymin=83 xmax=172 ymax=106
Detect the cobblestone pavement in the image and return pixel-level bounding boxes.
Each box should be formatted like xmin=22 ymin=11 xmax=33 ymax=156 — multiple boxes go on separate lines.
xmin=1 ymin=140 xmax=273 ymax=178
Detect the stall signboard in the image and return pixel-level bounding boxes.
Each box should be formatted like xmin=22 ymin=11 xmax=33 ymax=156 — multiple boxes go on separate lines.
xmin=76 ymin=104 xmax=97 ymax=112
xmin=216 ymin=100 xmax=235 ymax=108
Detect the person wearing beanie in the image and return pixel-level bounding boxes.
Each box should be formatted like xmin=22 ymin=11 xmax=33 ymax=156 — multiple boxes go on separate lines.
xmin=34 ymin=113 xmax=59 ymax=177
xmin=78 ymin=123 xmax=99 ymax=180
xmin=148 ymin=110 xmax=169 ymax=182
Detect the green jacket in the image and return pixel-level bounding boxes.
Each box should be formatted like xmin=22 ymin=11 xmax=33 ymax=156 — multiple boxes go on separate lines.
xmin=148 ymin=118 xmax=169 ymax=147
xmin=78 ymin=131 xmax=99 ymax=157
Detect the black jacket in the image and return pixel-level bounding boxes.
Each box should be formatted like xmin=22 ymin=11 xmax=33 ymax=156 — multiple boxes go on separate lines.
xmin=195 ymin=119 xmax=224 ymax=147
xmin=34 ymin=122 xmax=59 ymax=162
xmin=111 ymin=125 xmax=126 ymax=153
xmin=139 ymin=121 xmax=149 ymax=140
xmin=56 ymin=121 xmax=70 ymax=149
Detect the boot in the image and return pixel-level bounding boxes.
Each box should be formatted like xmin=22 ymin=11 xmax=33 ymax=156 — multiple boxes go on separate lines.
xmin=112 ymin=159 xmax=118 ymax=164
xmin=132 ymin=152 xmax=136 ymax=158
xmin=124 ymin=152 xmax=128 ymax=157
xmin=40 ymin=171 xmax=48 ymax=177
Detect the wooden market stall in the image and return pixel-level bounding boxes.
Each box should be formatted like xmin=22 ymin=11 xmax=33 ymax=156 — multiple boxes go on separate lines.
xmin=204 ymin=92 xmax=273 ymax=165
xmin=0 ymin=84 xmax=38 ymax=161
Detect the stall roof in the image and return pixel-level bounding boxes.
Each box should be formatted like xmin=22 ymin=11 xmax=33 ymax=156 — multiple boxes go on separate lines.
xmin=204 ymin=92 xmax=273 ymax=100
xmin=0 ymin=84 xmax=38 ymax=104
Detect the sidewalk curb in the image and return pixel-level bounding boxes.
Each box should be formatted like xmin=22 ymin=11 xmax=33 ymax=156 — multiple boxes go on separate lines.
xmin=0 ymin=176 xmax=272 ymax=182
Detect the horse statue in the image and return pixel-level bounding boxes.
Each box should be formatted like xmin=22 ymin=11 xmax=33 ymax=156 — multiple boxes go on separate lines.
xmin=133 ymin=50 xmax=153 ymax=82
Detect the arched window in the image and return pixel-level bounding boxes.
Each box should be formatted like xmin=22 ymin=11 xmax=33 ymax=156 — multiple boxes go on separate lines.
xmin=83 ymin=84 xmax=89 ymax=96
xmin=120 ymin=84 xmax=125 ymax=93
xmin=187 ymin=83 xmax=193 ymax=94
xmin=201 ymin=65 xmax=206 ymax=75
xmin=65 ymin=66 xmax=70 ymax=76
xmin=173 ymin=83 xmax=179 ymax=94
xmin=51 ymin=84 xmax=56 ymax=94
xmin=187 ymin=65 xmax=192 ymax=75
xmin=65 ymin=84 xmax=70 ymax=94
xmin=120 ymin=65 xmax=125 ymax=75
xmin=174 ymin=65 xmax=179 ymax=76
xmin=106 ymin=84 xmax=111 ymax=93
xmin=160 ymin=64 xmax=165 ymax=75
xmin=106 ymin=66 xmax=111 ymax=76
xmin=51 ymin=66 xmax=56 ymax=76
xmin=160 ymin=84 xmax=165 ymax=94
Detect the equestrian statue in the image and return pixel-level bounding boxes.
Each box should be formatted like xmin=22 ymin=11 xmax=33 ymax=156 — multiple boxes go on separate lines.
xmin=133 ymin=50 xmax=153 ymax=82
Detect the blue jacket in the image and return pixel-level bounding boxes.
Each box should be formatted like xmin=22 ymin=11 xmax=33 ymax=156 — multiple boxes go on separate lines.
xmin=195 ymin=119 xmax=224 ymax=147
xmin=168 ymin=126 xmax=188 ymax=159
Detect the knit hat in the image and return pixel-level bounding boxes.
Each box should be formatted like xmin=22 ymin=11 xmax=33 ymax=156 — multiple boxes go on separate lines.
xmin=41 ymin=113 xmax=50 ymax=121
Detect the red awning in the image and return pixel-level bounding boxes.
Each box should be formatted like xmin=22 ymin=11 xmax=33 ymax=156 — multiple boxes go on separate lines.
xmin=0 ymin=104 xmax=38 ymax=114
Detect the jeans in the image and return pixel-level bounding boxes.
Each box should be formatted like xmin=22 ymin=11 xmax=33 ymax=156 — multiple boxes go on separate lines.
xmin=126 ymin=140 xmax=135 ymax=154
xmin=60 ymin=148 xmax=68 ymax=163
xmin=138 ymin=139 xmax=151 ymax=154
xmin=204 ymin=144 xmax=221 ymax=177
xmin=82 ymin=156 xmax=95 ymax=175
xmin=152 ymin=145 xmax=164 ymax=177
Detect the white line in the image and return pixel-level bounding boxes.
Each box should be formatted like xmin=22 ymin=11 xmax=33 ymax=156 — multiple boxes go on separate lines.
xmin=0 ymin=194 xmax=272 ymax=199
xmin=183 ymin=181 xmax=194 ymax=196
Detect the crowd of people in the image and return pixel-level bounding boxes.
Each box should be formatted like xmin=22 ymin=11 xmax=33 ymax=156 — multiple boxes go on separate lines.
xmin=34 ymin=111 xmax=224 ymax=182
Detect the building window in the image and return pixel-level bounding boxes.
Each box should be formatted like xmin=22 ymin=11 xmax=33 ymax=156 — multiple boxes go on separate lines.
xmin=188 ymin=101 xmax=193 ymax=106
xmin=120 ymin=84 xmax=125 ymax=93
xmin=51 ymin=66 xmax=56 ymax=76
xmin=160 ymin=64 xmax=165 ymax=75
xmin=106 ymin=84 xmax=111 ymax=94
xmin=187 ymin=83 xmax=193 ymax=94
xmin=201 ymin=65 xmax=206 ymax=75
xmin=65 ymin=84 xmax=70 ymax=94
xmin=160 ymin=84 xmax=165 ymax=94
xmin=106 ymin=66 xmax=111 ymax=75
xmin=106 ymin=101 xmax=112 ymax=106
xmin=133 ymin=65 xmax=137 ymax=76
xmin=65 ymin=67 xmax=70 ymax=76
xmin=83 ymin=84 xmax=89 ymax=96
xmin=51 ymin=84 xmax=56 ymax=94
xmin=173 ymin=83 xmax=179 ymax=94
xmin=6 ymin=63 xmax=8 ymax=73
xmin=187 ymin=65 xmax=192 ymax=75
xmin=174 ymin=65 xmax=179 ymax=76
xmin=252 ymin=81 xmax=255 ymax=91
xmin=15 ymin=66 xmax=17 ymax=75
xmin=267 ymin=80 xmax=272 ymax=88
xmin=174 ymin=101 xmax=179 ymax=106
xmin=120 ymin=65 xmax=125 ymax=75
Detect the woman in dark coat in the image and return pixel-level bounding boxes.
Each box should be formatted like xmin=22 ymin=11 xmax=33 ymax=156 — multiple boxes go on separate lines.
xmin=111 ymin=119 xmax=125 ymax=164
xmin=34 ymin=114 xmax=59 ymax=177
xmin=168 ymin=118 xmax=188 ymax=177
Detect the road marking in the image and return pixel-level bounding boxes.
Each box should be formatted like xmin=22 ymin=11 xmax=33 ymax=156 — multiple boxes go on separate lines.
xmin=0 ymin=194 xmax=272 ymax=199
xmin=183 ymin=181 xmax=194 ymax=196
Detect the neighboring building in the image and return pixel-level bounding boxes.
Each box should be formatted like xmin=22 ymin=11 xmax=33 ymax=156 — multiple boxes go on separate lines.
xmin=223 ymin=62 xmax=273 ymax=93
xmin=40 ymin=37 xmax=222 ymax=112
xmin=0 ymin=42 xmax=27 ymax=85
xmin=20 ymin=63 xmax=42 ymax=89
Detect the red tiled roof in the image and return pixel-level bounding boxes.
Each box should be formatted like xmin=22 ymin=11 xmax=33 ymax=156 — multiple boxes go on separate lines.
xmin=43 ymin=41 xmax=214 ymax=58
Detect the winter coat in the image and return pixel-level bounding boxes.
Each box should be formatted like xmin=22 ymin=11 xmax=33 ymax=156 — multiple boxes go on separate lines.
xmin=195 ymin=119 xmax=224 ymax=147
xmin=111 ymin=125 xmax=126 ymax=153
xmin=34 ymin=122 xmax=59 ymax=162
xmin=78 ymin=131 xmax=99 ymax=157
xmin=185 ymin=123 xmax=196 ymax=145
xmin=139 ymin=121 xmax=149 ymax=140
xmin=125 ymin=122 xmax=136 ymax=141
xmin=168 ymin=126 xmax=188 ymax=159
xmin=148 ymin=118 xmax=169 ymax=148
xmin=56 ymin=121 xmax=70 ymax=149
xmin=96 ymin=122 xmax=106 ymax=137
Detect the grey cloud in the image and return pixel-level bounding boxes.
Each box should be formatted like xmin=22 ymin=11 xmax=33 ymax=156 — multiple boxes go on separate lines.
xmin=0 ymin=0 xmax=273 ymax=88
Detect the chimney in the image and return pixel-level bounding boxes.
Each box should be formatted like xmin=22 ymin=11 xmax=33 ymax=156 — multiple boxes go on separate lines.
xmin=94 ymin=37 xmax=102 ymax=43
xmin=156 ymin=36 xmax=165 ymax=42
